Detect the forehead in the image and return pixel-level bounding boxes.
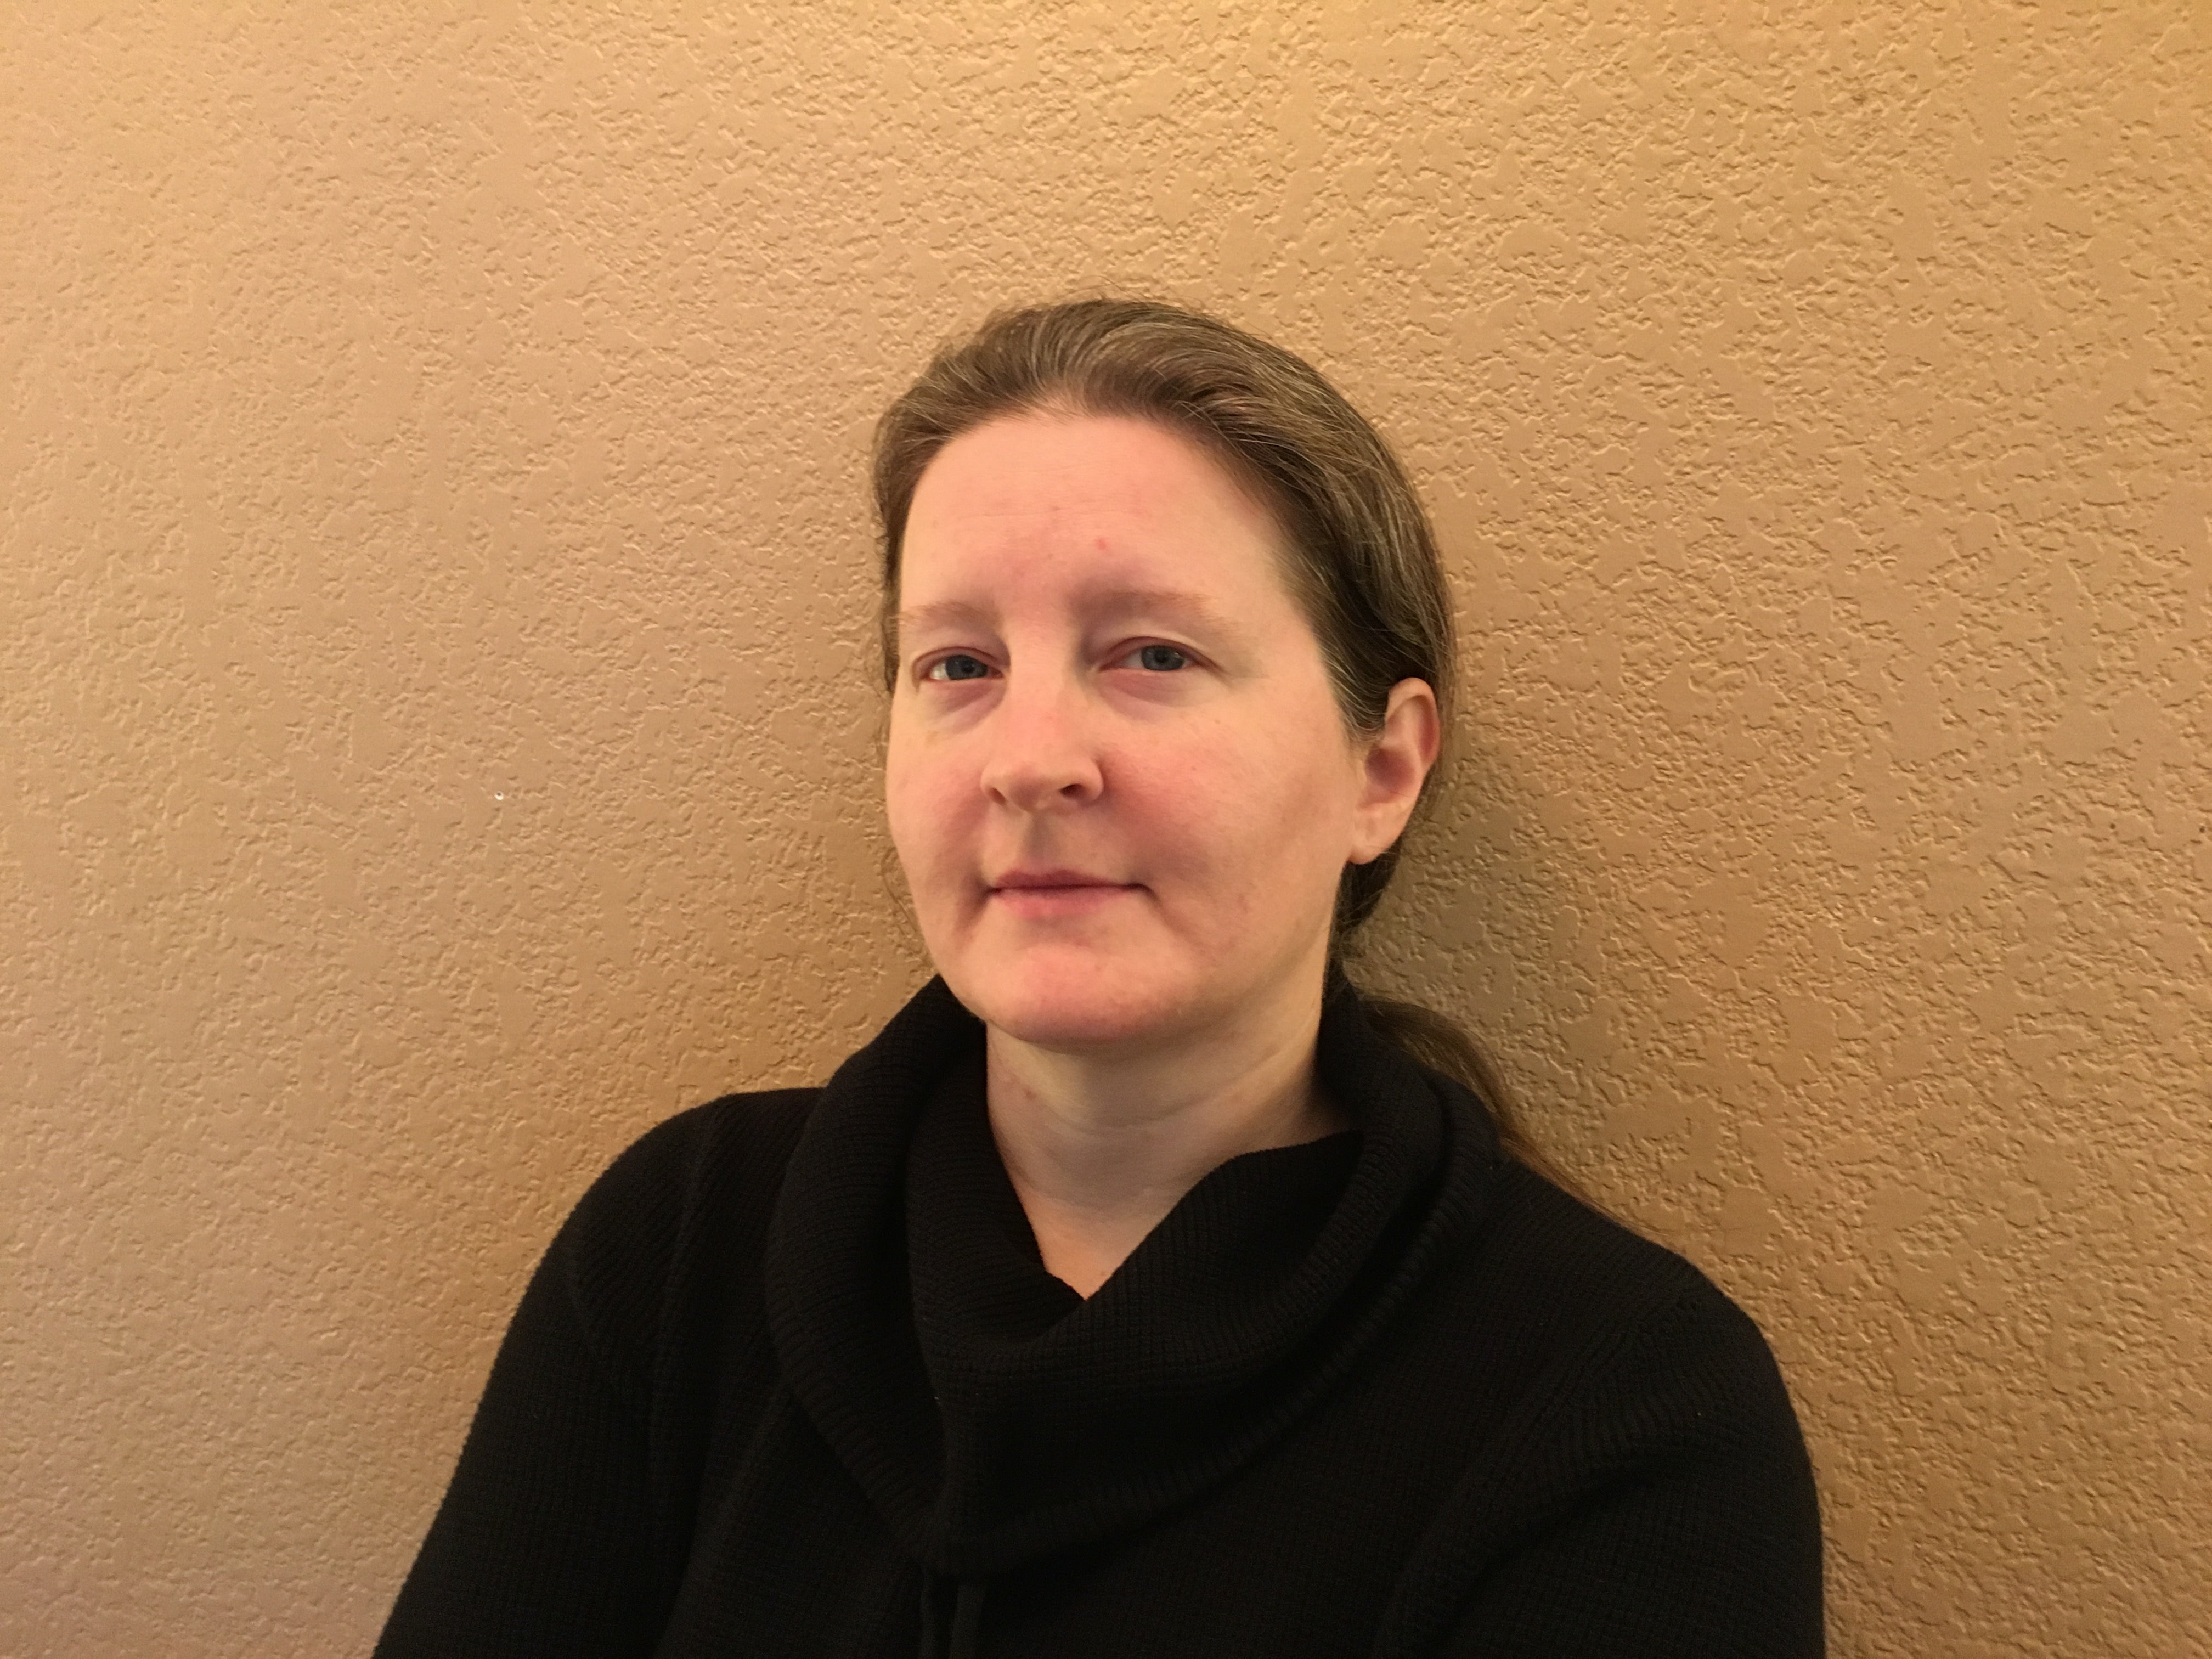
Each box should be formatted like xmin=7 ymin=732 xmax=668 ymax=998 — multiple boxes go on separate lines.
xmin=901 ymin=413 xmax=1288 ymax=592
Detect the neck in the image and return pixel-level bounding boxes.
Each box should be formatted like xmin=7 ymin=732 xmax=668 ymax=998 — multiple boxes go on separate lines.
xmin=985 ymin=962 xmax=1348 ymax=1298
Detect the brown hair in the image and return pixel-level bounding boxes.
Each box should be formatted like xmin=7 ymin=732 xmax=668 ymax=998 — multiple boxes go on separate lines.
xmin=872 ymin=297 xmax=1554 ymax=1177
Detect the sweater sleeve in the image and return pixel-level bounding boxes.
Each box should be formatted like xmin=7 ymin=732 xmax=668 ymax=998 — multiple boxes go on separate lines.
xmin=373 ymin=1119 xmax=702 ymax=1659
xmin=1436 ymin=1278 xmax=1825 ymax=1659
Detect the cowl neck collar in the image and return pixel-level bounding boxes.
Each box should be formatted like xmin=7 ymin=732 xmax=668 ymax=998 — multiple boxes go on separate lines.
xmin=764 ymin=972 xmax=1498 ymax=1578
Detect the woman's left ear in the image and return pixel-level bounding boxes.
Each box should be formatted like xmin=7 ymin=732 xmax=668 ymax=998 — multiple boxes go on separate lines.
xmin=1349 ymin=679 xmax=1441 ymax=865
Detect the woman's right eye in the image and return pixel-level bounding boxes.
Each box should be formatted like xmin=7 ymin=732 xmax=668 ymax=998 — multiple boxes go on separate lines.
xmin=923 ymin=653 xmax=994 ymax=682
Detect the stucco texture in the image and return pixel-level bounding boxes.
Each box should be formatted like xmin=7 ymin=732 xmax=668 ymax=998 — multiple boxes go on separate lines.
xmin=3 ymin=3 xmax=2206 ymax=1654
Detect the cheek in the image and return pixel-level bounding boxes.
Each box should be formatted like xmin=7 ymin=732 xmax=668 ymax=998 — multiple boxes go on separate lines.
xmin=884 ymin=734 xmax=982 ymax=902
xmin=1133 ymin=719 xmax=1358 ymax=885
xmin=883 ymin=730 xmax=960 ymax=877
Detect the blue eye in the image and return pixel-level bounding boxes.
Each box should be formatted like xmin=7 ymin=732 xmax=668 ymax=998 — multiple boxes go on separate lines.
xmin=1134 ymin=644 xmax=1189 ymax=672
xmin=927 ymin=653 xmax=992 ymax=682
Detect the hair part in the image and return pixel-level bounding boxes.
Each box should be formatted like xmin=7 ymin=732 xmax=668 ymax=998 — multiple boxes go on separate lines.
xmin=872 ymin=297 xmax=1561 ymax=1181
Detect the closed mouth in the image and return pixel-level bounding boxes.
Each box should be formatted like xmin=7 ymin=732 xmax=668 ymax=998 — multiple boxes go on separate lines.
xmin=985 ymin=872 xmax=1142 ymax=913
xmin=989 ymin=869 xmax=1131 ymax=892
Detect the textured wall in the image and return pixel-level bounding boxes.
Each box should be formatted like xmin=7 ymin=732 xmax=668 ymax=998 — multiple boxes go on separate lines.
xmin=3 ymin=4 xmax=2205 ymax=1654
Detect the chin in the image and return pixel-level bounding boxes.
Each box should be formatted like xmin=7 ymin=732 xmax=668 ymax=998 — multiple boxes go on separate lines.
xmin=946 ymin=948 xmax=1210 ymax=1054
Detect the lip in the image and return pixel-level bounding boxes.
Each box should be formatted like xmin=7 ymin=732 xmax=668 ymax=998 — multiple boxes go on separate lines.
xmin=990 ymin=868 xmax=1126 ymax=890
xmin=986 ymin=869 xmax=1141 ymax=917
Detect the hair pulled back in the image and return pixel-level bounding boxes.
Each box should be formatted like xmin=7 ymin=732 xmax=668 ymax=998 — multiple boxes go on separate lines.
xmin=872 ymin=297 xmax=1546 ymax=1171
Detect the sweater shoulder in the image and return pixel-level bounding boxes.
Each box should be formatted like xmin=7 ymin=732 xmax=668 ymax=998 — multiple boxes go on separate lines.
xmin=1433 ymin=1158 xmax=1794 ymax=1434
xmin=549 ymin=1088 xmax=820 ymax=1385
xmin=1377 ymin=1162 xmax=1821 ymax=1657
xmin=588 ymin=1086 xmax=819 ymax=1203
xmin=1476 ymin=1160 xmax=1716 ymax=1319
xmin=1474 ymin=1161 xmax=1812 ymax=1498
xmin=563 ymin=1087 xmax=819 ymax=1253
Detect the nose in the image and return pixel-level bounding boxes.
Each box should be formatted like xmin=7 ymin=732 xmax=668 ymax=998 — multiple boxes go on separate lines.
xmin=978 ymin=668 xmax=1104 ymax=814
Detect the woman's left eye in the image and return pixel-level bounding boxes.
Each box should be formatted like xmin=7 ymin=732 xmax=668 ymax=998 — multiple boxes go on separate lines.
xmin=1124 ymin=644 xmax=1190 ymax=672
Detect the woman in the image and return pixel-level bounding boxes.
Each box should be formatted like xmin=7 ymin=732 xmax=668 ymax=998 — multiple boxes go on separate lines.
xmin=376 ymin=300 xmax=1822 ymax=1657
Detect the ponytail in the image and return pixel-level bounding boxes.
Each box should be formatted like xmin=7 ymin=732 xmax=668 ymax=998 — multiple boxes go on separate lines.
xmin=1358 ymin=991 xmax=1583 ymax=1199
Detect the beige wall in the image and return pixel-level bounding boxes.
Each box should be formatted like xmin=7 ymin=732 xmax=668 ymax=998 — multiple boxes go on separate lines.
xmin=3 ymin=4 xmax=2205 ymax=1654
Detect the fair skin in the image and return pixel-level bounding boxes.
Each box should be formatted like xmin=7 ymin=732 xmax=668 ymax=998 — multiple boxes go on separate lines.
xmin=885 ymin=412 xmax=1440 ymax=1297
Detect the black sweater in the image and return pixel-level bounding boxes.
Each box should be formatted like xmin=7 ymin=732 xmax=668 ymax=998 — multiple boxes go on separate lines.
xmin=376 ymin=976 xmax=1822 ymax=1657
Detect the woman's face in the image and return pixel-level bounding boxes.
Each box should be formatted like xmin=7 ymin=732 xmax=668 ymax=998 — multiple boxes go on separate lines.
xmin=885 ymin=411 xmax=1431 ymax=1056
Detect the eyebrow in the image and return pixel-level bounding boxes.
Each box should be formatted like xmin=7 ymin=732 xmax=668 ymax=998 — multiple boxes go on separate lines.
xmin=894 ymin=599 xmax=992 ymax=635
xmin=894 ymin=588 xmax=1235 ymax=638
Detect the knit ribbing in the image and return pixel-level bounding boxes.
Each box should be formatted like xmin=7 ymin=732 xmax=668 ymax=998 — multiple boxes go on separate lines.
xmin=378 ymin=977 xmax=1824 ymax=1659
xmin=763 ymin=973 xmax=1497 ymax=1577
